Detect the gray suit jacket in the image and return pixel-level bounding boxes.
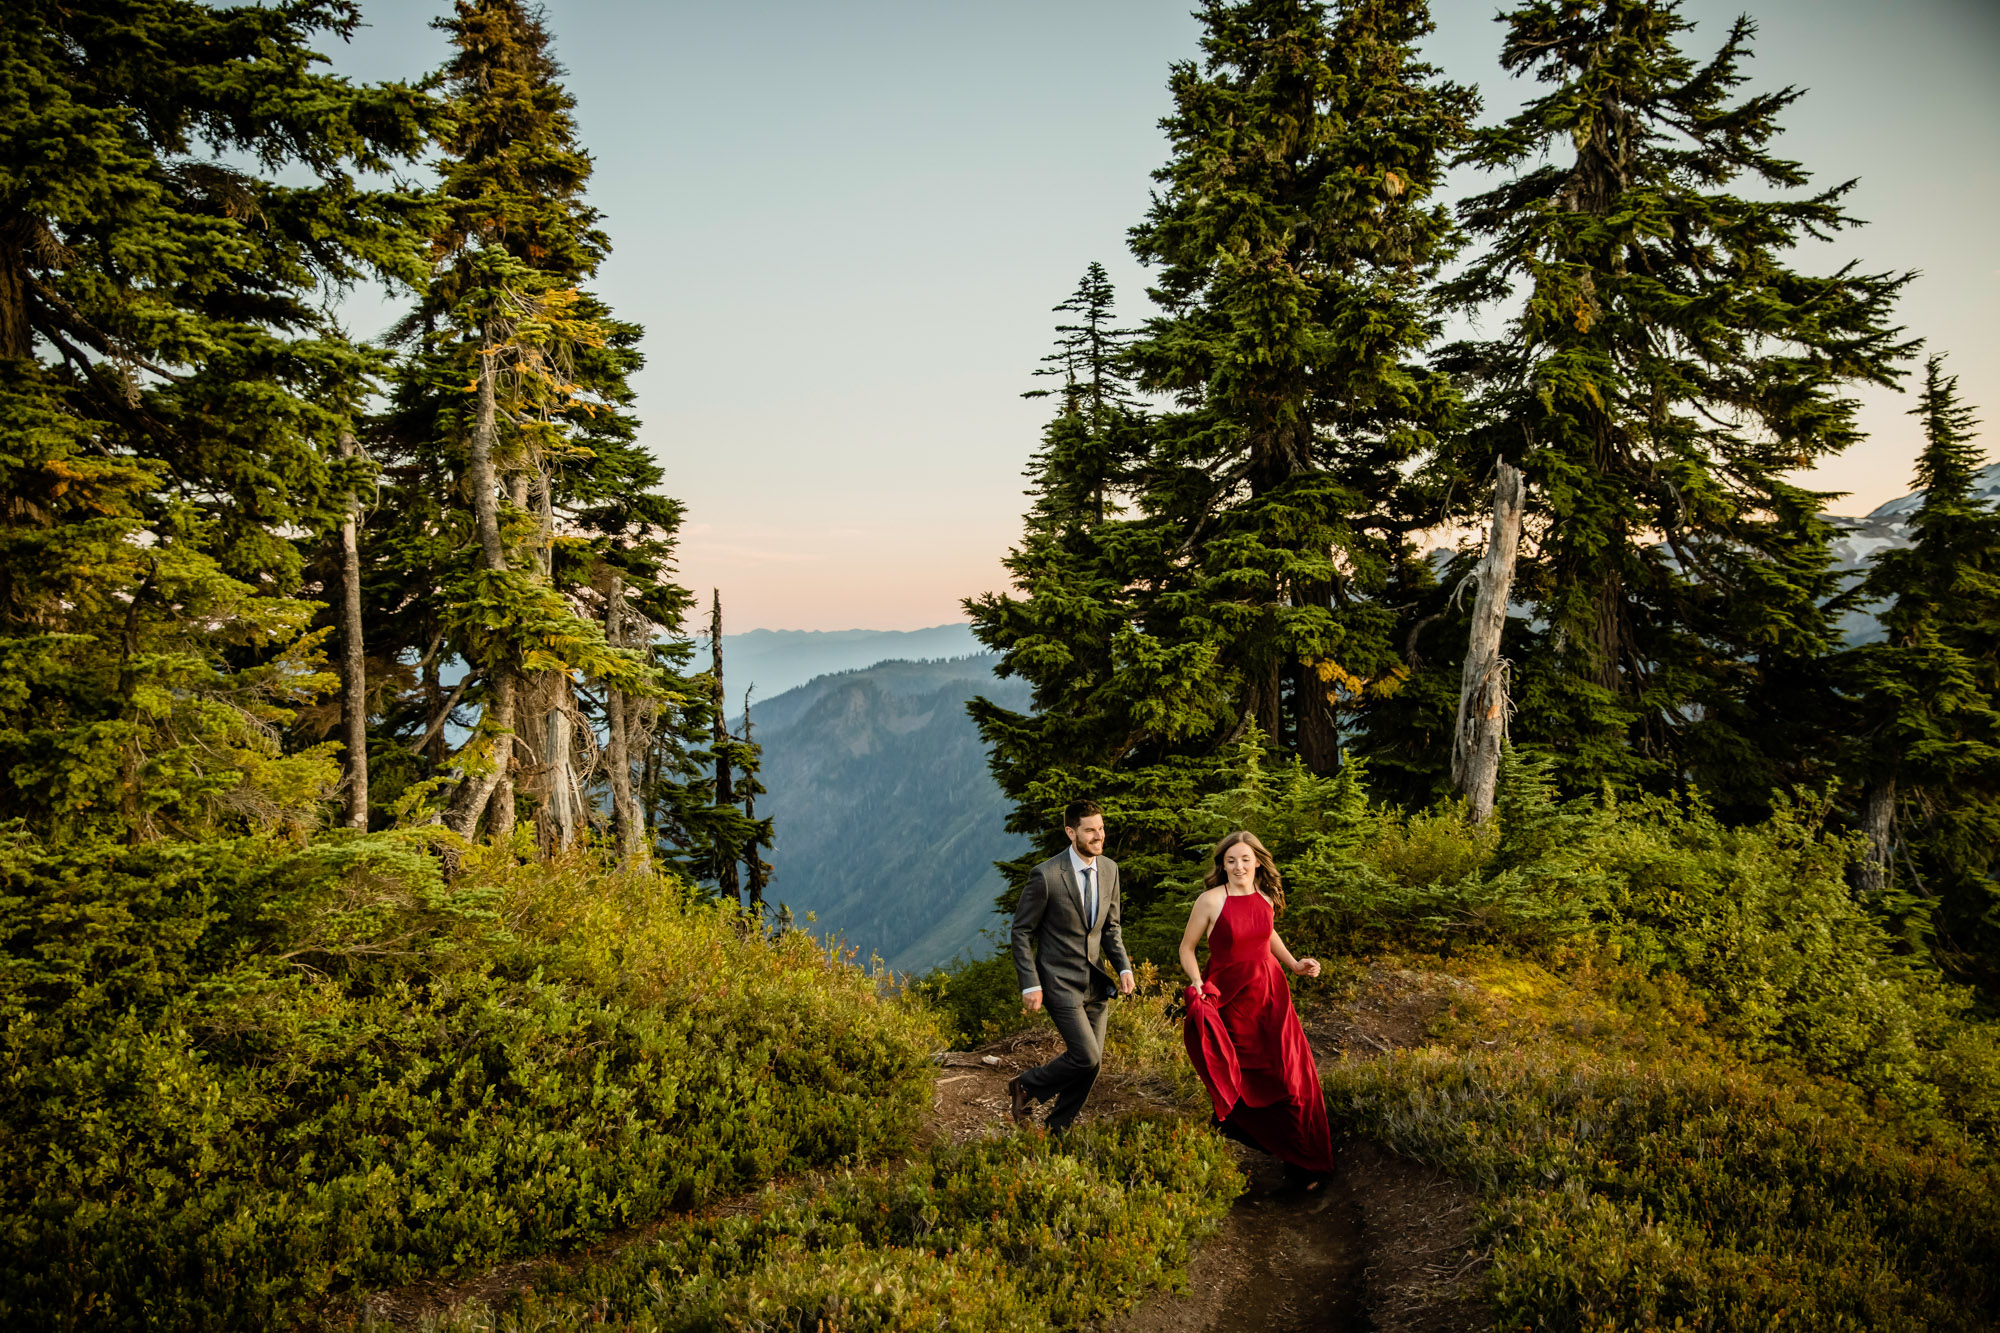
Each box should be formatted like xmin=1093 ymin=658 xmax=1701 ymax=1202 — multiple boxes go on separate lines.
xmin=1011 ymin=851 xmax=1131 ymax=1004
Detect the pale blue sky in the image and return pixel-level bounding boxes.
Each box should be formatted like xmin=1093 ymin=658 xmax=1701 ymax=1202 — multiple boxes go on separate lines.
xmin=328 ymin=1 xmax=2000 ymax=631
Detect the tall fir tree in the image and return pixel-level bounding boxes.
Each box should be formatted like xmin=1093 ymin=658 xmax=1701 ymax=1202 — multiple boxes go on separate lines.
xmin=968 ymin=266 xmax=1163 ymax=895
xmin=1431 ymin=0 xmax=1914 ymax=811
xmin=0 ymin=0 xmax=429 ymax=840
xmin=1842 ymin=357 xmax=2000 ymax=978
xmin=970 ymin=0 xmax=1472 ymax=911
xmin=1126 ymin=0 xmax=1473 ymax=777
xmin=364 ymin=0 xmax=722 ymax=857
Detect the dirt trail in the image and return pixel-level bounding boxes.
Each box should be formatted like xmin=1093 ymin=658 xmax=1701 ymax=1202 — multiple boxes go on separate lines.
xmin=933 ymin=967 xmax=1486 ymax=1333
xmin=1113 ymin=1146 xmax=1370 ymax=1333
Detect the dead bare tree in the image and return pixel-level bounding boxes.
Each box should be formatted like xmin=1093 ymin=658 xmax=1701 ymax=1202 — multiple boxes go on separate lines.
xmin=336 ymin=430 xmax=369 ymax=829
xmin=1452 ymin=460 xmax=1525 ymax=823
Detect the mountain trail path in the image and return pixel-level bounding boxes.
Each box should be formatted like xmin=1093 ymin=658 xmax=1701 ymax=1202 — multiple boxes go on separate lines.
xmin=341 ymin=967 xmax=1483 ymax=1331
xmin=929 ymin=965 xmax=1486 ymax=1332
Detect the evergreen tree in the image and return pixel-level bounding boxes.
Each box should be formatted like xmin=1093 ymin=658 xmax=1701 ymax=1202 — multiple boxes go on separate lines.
xmin=971 ymin=0 xmax=1472 ymax=911
xmin=0 ymin=0 xmax=429 ymax=839
xmin=364 ymin=0 xmax=708 ymax=851
xmin=1125 ymin=0 xmax=1474 ymax=775
xmin=1437 ymin=0 xmax=1914 ymax=810
xmin=968 ymin=266 xmax=1166 ymax=896
xmin=1842 ymin=357 xmax=2000 ymax=976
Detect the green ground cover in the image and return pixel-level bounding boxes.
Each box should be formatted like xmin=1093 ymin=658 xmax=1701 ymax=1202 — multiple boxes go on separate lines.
xmin=11 ymin=752 xmax=2000 ymax=1330
xmin=415 ymin=1116 xmax=1238 ymax=1332
xmin=0 ymin=834 xmax=940 ymax=1330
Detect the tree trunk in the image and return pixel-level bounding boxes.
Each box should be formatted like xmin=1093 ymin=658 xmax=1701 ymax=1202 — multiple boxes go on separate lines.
xmin=536 ymin=467 xmax=555 ymax=576
xmin=488 ymin=671 xmax=518 ymax=839
xmin=529 ymin=464 xmax=581 ymax=852
xmin=710 ymin=591 xmax=739 ymax=906
xmin=420 ymin=651 xmax=446 ymax=764
xmin=469 ymin=338 xmax=506 ymax=571
xmin=1453 ymin=461 xmax=1525 ymax=823
xmin=1857 ymin=776 xmax=1895 ymax=896
xmin=0 ymin=217 xmax=32 ymax=362
xmin=443 ymin=671 xmax=515 ymax=841
xmin=337 ymin=431 xmax=369 ymax=829
xmin=604 ymin=576 xmax=643 ymax=866
xmin=446 ymin=336 xmax=516 ymax=841
xmin=538 ymin=681 xmax=581 ymax=853
xmin=1293 ymin=655 xmax=1342 ymax=774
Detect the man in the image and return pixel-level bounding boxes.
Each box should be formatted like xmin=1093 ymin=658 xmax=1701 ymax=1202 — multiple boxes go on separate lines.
xmin=1007 ymin=798 xmax=1135 ymax=1131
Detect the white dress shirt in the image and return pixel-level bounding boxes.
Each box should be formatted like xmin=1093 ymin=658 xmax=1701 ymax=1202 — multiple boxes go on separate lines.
xmin=1068 ymin=844 xmax=1099 ymax=916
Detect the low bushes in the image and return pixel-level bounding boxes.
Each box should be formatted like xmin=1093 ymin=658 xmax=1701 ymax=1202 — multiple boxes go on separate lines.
xmin=0 ymin=832 xmax=941 ymax=1331
xmin=425 ymin=1114 xmax=1242 ymax=1332
xmin=1103 ymin=746 xmax=2000 ymax=1134
xmin=1326 ymin=1038 xmax=2000 ymax=1331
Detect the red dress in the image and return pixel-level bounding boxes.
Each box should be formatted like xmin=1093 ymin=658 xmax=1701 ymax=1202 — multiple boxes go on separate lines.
xmin=1183 ymin=891 xmax=1334 ymax=1174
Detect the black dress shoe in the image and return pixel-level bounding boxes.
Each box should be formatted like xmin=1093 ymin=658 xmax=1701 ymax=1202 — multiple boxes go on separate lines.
xmin=1007 ymin=1075 xmax=1032 ymax=1124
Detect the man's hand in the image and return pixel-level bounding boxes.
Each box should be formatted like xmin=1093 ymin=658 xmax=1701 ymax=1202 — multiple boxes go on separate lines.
xmin=1023 ymin=988 xmax=1044 ymax=1012
xmin=1118 ymin=970 xmax=1136 ymax=996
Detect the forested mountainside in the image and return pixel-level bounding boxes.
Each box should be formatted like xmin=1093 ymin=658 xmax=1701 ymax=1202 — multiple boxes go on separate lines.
xmin=751 ymin=656 xmax=1030 ymax=972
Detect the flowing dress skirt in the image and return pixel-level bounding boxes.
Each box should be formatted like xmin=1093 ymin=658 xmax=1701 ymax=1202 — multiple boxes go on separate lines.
xmin=1182 ymin=891 xmax=1334 ymax=1174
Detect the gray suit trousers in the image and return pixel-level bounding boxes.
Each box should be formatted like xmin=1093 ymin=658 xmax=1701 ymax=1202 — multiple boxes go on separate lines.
xmin=1019 ymin=992 xmax=1109 ymax=1131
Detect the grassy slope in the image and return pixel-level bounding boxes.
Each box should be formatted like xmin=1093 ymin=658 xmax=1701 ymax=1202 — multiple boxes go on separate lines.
xmin=919 ymin=759 xmax=2000 ymax=1332
xmin=1325 ymin=954 xmax=2000 ymax=1331
xmin=14 ymin=761 xmax=2000 ymax=1332
xmin=0 ymin=835 xmax=943 ymax=1331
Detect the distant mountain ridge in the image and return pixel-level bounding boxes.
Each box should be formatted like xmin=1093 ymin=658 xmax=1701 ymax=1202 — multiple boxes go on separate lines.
xmin=749 ymin=653 xmax=1027 ymax=973
xmin=714 ymin=624 xmax=983 ymax=703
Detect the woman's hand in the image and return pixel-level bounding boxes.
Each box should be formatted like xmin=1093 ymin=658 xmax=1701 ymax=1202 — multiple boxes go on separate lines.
xmin=1289 ymin=957 xmax=1321 ymax=979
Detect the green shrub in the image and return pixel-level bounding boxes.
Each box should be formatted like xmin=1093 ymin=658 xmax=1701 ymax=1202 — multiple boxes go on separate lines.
xmin=1090 ymin=746 xmax=2000 ymax=1131
xmin=1326 ymin=1044 xmax=2000 ymax=1331
xmin=0 ymin=833 xmax=942 ymax=1331
xmin=907 ymin=949 xmax=1034 ymax=1047
xmin=427 ymin=1114 xmax=1241 ymax=1332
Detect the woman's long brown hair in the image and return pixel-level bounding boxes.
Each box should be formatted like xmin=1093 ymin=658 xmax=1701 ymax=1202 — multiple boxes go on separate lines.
xmin=1202 ymin=830 xmax=1284 ymax=912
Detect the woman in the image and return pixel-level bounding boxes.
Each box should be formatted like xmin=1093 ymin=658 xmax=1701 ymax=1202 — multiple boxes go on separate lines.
xmin=1178 ymin=830 xmax=1335 ymax=1183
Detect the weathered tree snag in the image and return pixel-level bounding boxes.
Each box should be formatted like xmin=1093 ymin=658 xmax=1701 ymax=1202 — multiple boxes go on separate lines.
xmin=1857 ymin=776 xmax=1895 ymax=896
xmin=603 ymin=575 xmax=643 ymax=866
xmin=1453 ymin=461 xmax=1525 ymax=823
xmin=336 ymin=431 xmax=369 ymax=829
xmin=529 ymin=464 xmax=584 ymax=852
xmin=710 ymin=591 xmax=739 ymax=907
